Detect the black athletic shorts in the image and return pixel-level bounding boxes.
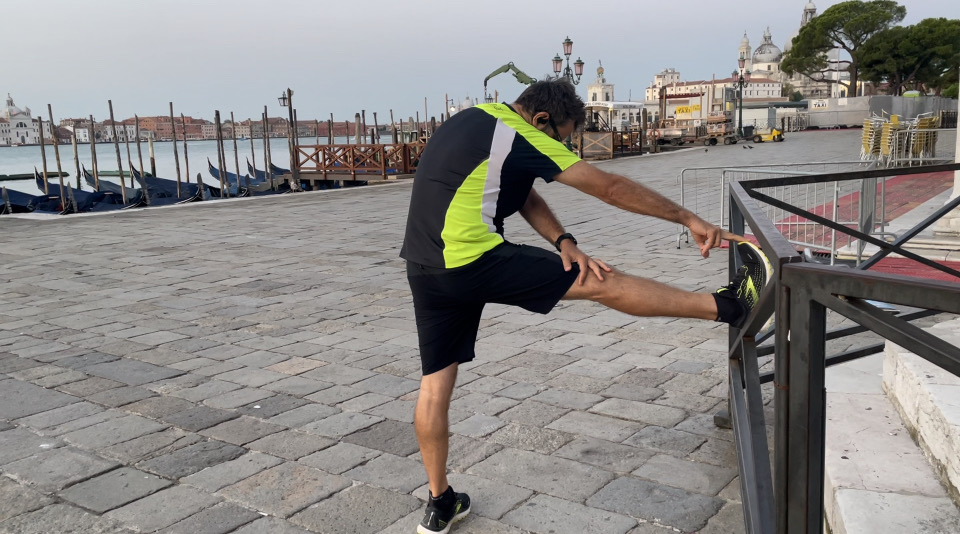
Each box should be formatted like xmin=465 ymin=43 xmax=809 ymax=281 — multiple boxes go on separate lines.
xmin=407 ymin=242 xmax=580 ymax=375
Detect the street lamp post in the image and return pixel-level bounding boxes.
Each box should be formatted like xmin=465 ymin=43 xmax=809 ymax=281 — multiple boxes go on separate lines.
xmin=552 ymin=36 xmax=585 ymax=85
xmin=552 ymin=37 xmax=585 ymax=150
xmin=278 ymin=88 xmax=298 ymax=185
xmin=736 ymin=54 xmax=750 ymax=138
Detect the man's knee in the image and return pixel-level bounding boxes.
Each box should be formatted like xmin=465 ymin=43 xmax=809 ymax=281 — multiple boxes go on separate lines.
xmin=563 ymin=267 xmax=624 ymax=302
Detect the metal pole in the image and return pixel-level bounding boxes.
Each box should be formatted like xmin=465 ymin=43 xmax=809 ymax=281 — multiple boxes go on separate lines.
xmin=285 ymin=88 xmax=298 ymax=188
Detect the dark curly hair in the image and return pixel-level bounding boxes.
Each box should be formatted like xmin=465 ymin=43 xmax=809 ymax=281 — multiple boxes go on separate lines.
xmin=514 ymin=79 xmax=586 ymax=129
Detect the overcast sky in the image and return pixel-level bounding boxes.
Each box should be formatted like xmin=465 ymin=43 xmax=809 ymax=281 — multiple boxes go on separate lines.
xmin=5 ymin=0 xmax=957 ymax=125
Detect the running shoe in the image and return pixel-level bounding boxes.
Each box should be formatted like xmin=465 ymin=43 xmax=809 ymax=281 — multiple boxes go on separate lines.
xmin=714 ymin=241 xmax=772 ymax=328
xmin=417 ymin=486 xmax=470 ymax=534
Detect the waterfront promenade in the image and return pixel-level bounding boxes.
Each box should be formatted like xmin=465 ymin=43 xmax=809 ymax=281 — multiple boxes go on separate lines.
xmin=0 ymin=130 xmax=886 ymax=533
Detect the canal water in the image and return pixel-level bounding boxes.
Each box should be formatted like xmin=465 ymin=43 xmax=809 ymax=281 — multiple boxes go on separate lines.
xmin=0 ymin=136 xmax=356 ymax=195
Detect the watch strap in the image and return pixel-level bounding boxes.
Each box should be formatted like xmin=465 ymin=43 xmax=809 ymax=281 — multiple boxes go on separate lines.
xmin=554 ymin=233 xmax=577 ymax=251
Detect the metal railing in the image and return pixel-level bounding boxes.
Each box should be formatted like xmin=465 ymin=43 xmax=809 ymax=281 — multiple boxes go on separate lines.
xmin=725 ymin=162 xmax=960 ymax=534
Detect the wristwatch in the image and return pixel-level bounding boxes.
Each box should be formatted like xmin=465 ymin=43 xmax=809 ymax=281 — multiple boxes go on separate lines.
xmin=554 ymin=233 xmax=577 ymax=251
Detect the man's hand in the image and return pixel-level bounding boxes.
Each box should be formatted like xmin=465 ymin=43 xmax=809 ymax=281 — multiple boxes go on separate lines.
xmin=686 ymin=215 xmax=745 ymax=258
xmin=560 ymin=242 xmax=612 ymax=285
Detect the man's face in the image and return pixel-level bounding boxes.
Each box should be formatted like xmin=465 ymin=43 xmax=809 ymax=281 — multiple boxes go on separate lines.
xmin=551 ymin=119 xmax=577 ymax=142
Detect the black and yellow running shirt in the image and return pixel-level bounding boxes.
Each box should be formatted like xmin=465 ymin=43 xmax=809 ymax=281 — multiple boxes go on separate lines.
xmin=400 ymin=103 xmax=581 ymax=269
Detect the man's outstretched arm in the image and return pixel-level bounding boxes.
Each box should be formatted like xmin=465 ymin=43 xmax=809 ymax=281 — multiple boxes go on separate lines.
xmin=554 ymin=161 xmax=742 ymax=257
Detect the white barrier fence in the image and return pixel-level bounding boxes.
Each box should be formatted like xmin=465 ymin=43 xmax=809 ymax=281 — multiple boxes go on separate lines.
xmin=677 ymin=162 xmax=877 ymax=261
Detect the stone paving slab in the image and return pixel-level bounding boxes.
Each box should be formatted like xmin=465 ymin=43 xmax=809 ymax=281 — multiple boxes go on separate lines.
xmin=217 ymin=462 xmax=350 ymax=517
xmin=104 ymin=485 xmax=222 ymax=533
xmin=0 ymin=428 xmax=63 ymax=465
xmin=0 ymin=503 xmax=134 ymax=534
xmin=587 ymin=476 xmax=724 ymax=532
xmin=155 ymin=501 xmax=261 ymax=534
xmin=469 ymin=448 xmax=616 ymax=501
xmin=290 ymin=484 xmax=421 ymax=534
xmin=3 ymin=447 xmax=119 ymax=492
xmin=503 ymin=493 xmax=637 ymax=534
xmin=0 ymin=378 xmax=77 ymax=420
xmin=136 ymin=440 xmax=246 ymax=479
xmin=0 ymin=477 xmax=54 ymax=523
xmin=58 ymin=467 xmax=172 ymax=513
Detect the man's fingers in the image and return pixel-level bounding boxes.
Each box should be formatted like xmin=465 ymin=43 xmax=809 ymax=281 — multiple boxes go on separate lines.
xmin=720 ymin=229 xmax=746 ymax=243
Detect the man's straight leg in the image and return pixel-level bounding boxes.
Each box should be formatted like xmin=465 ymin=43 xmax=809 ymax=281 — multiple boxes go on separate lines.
xmin=415 ymin=363 xmax=458 ymax=498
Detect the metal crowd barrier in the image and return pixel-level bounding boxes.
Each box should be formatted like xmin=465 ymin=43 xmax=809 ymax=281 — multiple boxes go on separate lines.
xmin=886 ymin=128 xmax=957 ymax=168
xmin=725 ymin=162 xmax=960 ymax=534
xmin=677 ymin=162 xmax=868 ymax=258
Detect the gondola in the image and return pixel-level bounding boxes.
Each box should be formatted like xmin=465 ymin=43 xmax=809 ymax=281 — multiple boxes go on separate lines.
xmin=0 ymin=186 xmax=63 ymax=215
xmin=83 ymin=166 xmax=207 ymax=207
xmin=247 ymin=159 xmax=322 ymax=191
xmin=130 ymin=168 xmax=208 ymax=204
xmin=245 ymin=159 xmax=290 ymax=181
xmin=34 ymin=170 xmax=131 ymax=214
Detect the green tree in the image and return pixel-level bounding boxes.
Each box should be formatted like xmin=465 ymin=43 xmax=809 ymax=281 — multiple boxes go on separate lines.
xmin=861 ymin=18 xmax=960 ymax=95
xmin=781 ymin=0 xmax=906 ymax=96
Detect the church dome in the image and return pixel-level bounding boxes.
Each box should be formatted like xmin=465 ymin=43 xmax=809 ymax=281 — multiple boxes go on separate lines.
xmin=752 ymin=27 xmax=782 ymax=64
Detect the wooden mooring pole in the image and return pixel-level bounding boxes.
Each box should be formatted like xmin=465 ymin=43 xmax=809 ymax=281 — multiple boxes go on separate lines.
xmin=107 ymin=102 xmax=126 ymax=202
xmin=361 ymin=110 xmax=367 ymax=144
xmin=88 ymin=114 xmax=100 ymax=191
xmin=37 ymin=117 xmax=49 ymax=195
xmin=47 ymin=105 xmax=67 ymax=204
xmin=180 ymin=114 xmax=190 ymax=192
xmin=135 ymin=115 xmax=145 ymax=175
xmin=390 ymin=109 xmax=397 ymax=144
xmin=71 ymin=129 xmax=81 ymax=190
xmin=169 ymin=103 xmax=181 ymax=198
xmin=328 ymin=113 xmax=334 ymax=144
xmin=248 ymin=118 xmax=257 ymax=182
xmin=262 ymin=109 xmax=273 ymax=190
xmin=214 ymin=110 xmax=227 ymax=197
xmin=373 ymin=112 xmax=380 ymax=144
xmin=231 ymin=111 xmax=241 ymax=186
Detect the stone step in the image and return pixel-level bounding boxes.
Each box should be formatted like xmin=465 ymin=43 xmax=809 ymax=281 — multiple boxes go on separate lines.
xmin=883 ymin=318 xmax=960 ymax=507
xmin=823 ymin=353 xmax=960 ymax=534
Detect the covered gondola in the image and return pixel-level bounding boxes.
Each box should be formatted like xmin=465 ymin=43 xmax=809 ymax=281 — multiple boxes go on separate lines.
xmin=1 ymin=186 xmax=63 ymax=215
xmin=34 ymin=170 xmax=131 ymax=214
xmin=130 ymin=168 xmax=208 ymax=204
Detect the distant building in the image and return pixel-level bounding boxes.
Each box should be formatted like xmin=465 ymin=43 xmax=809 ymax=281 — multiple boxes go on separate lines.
xmin=0 ymin=118 xmax=10 ymax=146
xmin=583 ymin=63 xmax=643 ymax=130
xmin=1 ymin=94 xmax=42 ymax=145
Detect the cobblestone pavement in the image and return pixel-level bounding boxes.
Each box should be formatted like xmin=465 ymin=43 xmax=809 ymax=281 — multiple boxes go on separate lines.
xmin=0 ymin=130 xmax=864 ymax=533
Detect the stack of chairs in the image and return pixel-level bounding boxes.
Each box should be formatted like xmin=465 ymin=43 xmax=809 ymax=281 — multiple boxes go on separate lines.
xmin=907 ymin=113 xmax=940 ymax=165
xmin=879 ymin=116 xmax=906 ymax=167
xmin=860 ymin=117 xmax=885 ymax=163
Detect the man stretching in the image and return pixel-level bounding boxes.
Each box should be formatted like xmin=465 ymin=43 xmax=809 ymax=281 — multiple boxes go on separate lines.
xmin=400 ymin=79 xmax=769 ymax=533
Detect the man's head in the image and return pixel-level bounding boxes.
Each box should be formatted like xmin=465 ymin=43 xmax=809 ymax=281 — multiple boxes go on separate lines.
xmin=514 ymin=79 xmax=585 ymax=141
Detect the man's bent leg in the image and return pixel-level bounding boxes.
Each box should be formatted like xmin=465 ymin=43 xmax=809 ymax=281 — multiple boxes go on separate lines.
xmin=415 ymin=362 xmax=458 ymax=498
